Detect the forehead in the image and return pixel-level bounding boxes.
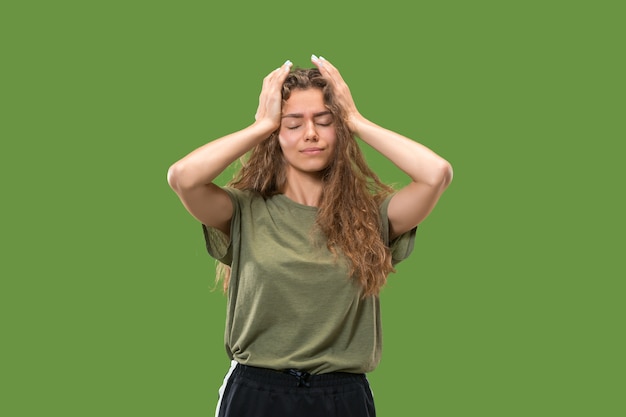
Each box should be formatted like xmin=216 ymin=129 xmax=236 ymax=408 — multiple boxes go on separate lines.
xmin=282 ymin=89 xmax=326 ymax=114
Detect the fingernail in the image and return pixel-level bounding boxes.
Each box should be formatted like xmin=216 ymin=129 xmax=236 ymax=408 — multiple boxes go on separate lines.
xmin=319 ymin=56 xmax=326 ymax=61
xmin=311 ymin=54 xmax=319 ymax=62
xmin=284 ymin=60 xmax=292 ymax=66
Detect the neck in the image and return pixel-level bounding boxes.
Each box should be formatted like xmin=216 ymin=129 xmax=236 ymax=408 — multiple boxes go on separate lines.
xmin=282 ymin=168 xmax=324 ymax=207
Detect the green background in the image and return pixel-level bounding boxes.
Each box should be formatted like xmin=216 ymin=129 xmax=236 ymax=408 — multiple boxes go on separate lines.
xmin=2 ymin=0 xmax=624 ymax=416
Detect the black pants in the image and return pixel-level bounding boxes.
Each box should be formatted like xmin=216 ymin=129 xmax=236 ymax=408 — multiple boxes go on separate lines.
xmin=216 ymin=362 xmax=376 ymax=417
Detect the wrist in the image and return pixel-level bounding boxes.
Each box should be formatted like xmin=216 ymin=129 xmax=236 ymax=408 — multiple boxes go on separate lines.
xmin=251 ymin=118 xmax=280 ymax=137
xmin=347 ymin=112 xmax=367 ymax=135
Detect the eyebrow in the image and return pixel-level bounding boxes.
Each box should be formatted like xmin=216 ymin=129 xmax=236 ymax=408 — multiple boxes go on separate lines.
xmin=281 ymin=110 xmax=332 ymax=119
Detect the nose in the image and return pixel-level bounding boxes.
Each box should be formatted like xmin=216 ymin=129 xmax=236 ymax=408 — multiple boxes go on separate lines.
xmin=304 ymin=121 xmax=319 ymax=142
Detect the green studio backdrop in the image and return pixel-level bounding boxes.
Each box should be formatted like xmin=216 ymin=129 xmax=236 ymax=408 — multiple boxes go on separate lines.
xmin=2 ymin=0 xmax=624 ymax=416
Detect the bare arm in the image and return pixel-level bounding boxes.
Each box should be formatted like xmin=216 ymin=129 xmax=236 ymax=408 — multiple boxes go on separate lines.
xmin=312 ymin=56 xmax=453 ymax=239
xmin=167 ymin=61 xmax=293 ymax=235
xmin=348 ymin=118 xmax=453 ymax=239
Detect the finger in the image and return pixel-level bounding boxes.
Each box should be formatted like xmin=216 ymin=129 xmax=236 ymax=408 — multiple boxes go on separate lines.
xmin=312 ymin=55 xmax=335 ymax=72
xmin=270 ymin=60 xmax=292 ymax=78
xmin=276 ymin=60 xmax=293 ymax=82
xmin=264 ymin=61 xmax=289 ymax=82
xmin=311 ymin=54 xmax=326 ymax=72
xmin=262 ymin=60 xmax=292 ymax=94
xmin=312 ymin=55 xmax=344 ymax=85
xmin=266 ymin=60 xmax=292 ymax=90
xmin=257 ymin=60 xmax=292 ymax=119
xmin=319 ymin=56 xmax=347 ymax=84
xmin=265 ymin=66 xmax=282 ymax=80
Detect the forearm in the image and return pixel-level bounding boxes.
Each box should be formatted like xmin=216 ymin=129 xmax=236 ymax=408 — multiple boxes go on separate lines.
xmin=352 ymin=116 xmax=452 ymax=187
xmin=167 ymin=120 xmax=276 ymax=191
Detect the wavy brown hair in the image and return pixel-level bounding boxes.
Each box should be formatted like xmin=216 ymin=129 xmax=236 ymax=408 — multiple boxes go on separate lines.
xmin=217 ymin=68 xmax=396 ymax=297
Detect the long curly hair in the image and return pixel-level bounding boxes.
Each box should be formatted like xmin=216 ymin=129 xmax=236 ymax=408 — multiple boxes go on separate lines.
xmin=217 ymin=68 xmax=396 ymax=297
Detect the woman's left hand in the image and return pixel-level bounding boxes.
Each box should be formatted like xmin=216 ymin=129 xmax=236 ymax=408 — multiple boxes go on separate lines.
xmin=313 ymin=55 xmax=453 ymax=240
xmin=311 ymin=55 xmax=363 ymax=133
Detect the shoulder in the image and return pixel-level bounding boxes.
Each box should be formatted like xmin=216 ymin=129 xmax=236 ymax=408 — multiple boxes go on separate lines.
xmin=223 ymin=187 xmax=263 ymax=204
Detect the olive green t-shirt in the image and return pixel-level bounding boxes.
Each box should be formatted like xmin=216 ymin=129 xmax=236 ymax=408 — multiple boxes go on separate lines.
xmin=202 ymin=188 xmax=416 ymax=374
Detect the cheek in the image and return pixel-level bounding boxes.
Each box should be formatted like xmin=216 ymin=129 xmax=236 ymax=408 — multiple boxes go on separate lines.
xmin=323 ymin=128 xmax=338 ymax=147
xmin=278 ymin=132 xmax=297 ymax=150
xmin=322 ymin=124 xmax=337 ymax=138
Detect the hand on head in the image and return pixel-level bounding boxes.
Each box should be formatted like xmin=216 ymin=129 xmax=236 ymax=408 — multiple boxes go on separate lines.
xmin=255 ymin=56 xmax=362 ymax=134
xmin=311 ymin=55 xmax=361 ymax=132
xmin=254 ymin=60 xmax=293 ymax=129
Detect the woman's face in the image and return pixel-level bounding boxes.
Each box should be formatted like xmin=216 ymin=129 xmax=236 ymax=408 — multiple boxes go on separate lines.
xmin=278 ymin=88 xmax=337 ymax=176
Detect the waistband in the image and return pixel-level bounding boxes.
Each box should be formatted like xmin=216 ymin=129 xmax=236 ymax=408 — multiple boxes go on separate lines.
xmin=233 ymin=363 xmax=367 ymax=388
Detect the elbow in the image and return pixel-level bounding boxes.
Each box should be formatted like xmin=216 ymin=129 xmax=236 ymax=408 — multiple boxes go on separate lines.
xmin=427 ymin=159 xmax=453 ymax=190
xmin=167 ymin=162 xmax=186 ymax=193
xmin=168 ymin=161 xmax=210 ymax=193
xmin=440 ymin=160 xmax=453 ymax=189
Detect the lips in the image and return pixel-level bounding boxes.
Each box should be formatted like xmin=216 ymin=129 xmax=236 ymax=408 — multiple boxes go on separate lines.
xmin=300 ymin=147 xmax=324 ymax=154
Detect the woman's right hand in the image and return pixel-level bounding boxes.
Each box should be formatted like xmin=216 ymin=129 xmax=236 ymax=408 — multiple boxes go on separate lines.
xmin=254 ymin=60 xmax=293 ymax=130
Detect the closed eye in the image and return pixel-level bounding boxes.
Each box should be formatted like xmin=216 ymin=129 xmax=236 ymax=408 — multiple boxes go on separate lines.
xmin=287 ymin=123 xmax=330 ymax=130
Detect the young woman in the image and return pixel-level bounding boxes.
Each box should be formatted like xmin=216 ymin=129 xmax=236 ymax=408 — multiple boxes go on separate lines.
xmin=167 ymin=55 xmax=453 ymax=417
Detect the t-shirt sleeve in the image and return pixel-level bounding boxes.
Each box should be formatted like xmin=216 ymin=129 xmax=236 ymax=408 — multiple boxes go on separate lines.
xmin=201 ymin=187 xmax=240 ymax=266
xmin=380 ymin=194 xmax=418 ymax=266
